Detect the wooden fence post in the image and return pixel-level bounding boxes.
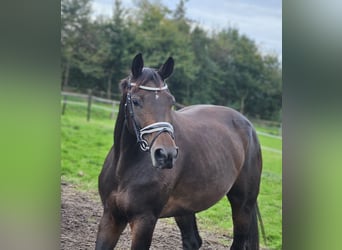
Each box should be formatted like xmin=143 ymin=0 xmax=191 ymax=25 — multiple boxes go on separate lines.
xmin=87 ymin=89 xmax=92 ymax=121
xmin=110 ymin=101 xmax=116 ymax=119
xmin=62 ymin=95 xmax=67 ymax=115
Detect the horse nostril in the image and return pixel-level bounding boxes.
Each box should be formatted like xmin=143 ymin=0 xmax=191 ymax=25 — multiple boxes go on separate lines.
xmin=153 ymin=147 xmax=178 ymax=168
xmin=155 ymin=148 xmax=167 ymax=162
xmin=174 ymin=147 xmax=179 ymax=159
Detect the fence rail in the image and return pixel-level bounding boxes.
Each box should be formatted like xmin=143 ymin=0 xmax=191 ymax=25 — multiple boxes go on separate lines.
xmin=256 ymin=131 xmax=282 ymax=140
xmin=261 ymin=146 xmax=282 ymax=154
xmin=61 ymin=91 xmax=282 ymax=143
xmin=61 ymin=91 xmax=88 ymax=99
xmin=61 ymin=91 xmax=120 ymax=121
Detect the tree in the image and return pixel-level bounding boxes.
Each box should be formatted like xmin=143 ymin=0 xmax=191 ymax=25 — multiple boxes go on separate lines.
xmin=94 ymin=0 xmax=131 ymax=98
xmin=247 ymin=54 xmax=282 ymax=119
xmin=60 ymin=0 xmax=282 ymax=120
xmin=230 ymin=33 xmax=264 ymax=114
xmin=173 ymin=0 xmax=190 ymax=33
xmin=128 ymin=0 xmax=198 ymax=104
xmin=190 ymin=26 xmax=220 ymax=104
xmin=207 ymin=29 xmax=235 ymax=107
xmin=169 ymin=0 xmax=199 ymax=104
xmin=209 ymin=28 xmax=265 ymax=114
xmin=61 ymin=0 xmax=92 ymax=88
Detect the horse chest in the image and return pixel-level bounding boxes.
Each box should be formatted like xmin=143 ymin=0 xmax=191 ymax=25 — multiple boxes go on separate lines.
xmin=110 ymin=180 xmax=171 ymax=217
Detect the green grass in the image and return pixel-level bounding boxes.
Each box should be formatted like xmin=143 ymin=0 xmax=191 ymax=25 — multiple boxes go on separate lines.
xmin=61 ymin=102 xmax=282 ymax=249
xmin=258 ymin=134 xmax=282 ymax=150
xmin=61 ymin=112 xmax=114 ymax=190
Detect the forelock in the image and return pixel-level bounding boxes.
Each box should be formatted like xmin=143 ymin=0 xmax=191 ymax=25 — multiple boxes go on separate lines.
xmin=138 ymin=68 xmax=163 ymax=87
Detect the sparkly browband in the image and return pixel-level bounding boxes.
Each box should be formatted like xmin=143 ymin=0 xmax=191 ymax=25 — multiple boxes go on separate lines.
xmin=130 ymin=83 xmax=168 ymax=91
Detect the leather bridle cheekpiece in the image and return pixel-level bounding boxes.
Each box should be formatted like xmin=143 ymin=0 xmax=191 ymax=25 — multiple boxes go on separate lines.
xmin=125 ymin=82 xmax=175 ymax=152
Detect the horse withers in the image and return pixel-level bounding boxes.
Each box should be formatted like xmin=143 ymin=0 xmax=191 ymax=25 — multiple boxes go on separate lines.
xmin=96 ymin=53 xmax=262 ymax=250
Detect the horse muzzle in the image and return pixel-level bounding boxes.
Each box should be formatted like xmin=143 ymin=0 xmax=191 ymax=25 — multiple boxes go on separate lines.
xmin=151 ymin=146 xmax=178 ymax=169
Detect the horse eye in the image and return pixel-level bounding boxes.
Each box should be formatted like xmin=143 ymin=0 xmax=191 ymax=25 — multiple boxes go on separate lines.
xmin=132 ymin=99 xmax=140 ymax=107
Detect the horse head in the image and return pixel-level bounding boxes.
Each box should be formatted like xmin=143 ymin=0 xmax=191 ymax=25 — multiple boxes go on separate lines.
xmin=122 ymin=53 xmax=178 ymax=169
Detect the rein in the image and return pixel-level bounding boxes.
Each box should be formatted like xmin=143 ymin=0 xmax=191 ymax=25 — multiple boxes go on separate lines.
xmin=125 ymin=82 xmax=175 ymax=152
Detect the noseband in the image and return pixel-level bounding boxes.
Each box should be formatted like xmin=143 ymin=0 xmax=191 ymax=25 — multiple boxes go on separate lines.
xmin=125 ymin=82 xmax=175 ymax=152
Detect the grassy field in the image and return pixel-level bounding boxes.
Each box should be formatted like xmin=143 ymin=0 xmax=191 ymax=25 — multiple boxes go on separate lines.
xmin=61 ymin=102 xmax=282 ymax=249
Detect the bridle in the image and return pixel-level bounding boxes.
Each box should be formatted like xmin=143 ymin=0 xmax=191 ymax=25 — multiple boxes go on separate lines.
xmin=125 ymin=81 xmax=175 ymax=152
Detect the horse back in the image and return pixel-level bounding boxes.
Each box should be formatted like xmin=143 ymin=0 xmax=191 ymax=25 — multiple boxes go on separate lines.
xmin=175 ymin=104 xmax=256 ymax=160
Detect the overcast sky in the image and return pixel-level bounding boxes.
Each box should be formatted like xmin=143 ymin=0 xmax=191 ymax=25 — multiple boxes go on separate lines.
xmin=92 ymin=0 xmax=282 ymax=61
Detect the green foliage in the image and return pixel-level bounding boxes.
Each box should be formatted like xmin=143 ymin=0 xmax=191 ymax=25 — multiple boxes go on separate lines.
xmin=61 ymin=0 xmax=95 ymax=86
xmin=61 ymin=0 xmax=282 ymax=121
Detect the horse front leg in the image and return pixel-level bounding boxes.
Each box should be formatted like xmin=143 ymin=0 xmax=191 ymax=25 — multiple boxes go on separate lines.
xmin=129 ymin=213 xmax=158 ymax=250
xmin=95 ymin=210 xmax=127 ymax=250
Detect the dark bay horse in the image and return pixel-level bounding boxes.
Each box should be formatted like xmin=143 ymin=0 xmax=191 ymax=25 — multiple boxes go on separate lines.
xmin=96 ymin=53 xmax=262 ymax=250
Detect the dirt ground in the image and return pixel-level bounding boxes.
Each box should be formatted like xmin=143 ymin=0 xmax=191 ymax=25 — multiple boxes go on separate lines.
xmin=60 ymin=181 xmax=231 ymax=249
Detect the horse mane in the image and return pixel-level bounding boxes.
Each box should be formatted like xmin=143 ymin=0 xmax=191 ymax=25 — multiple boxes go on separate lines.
xmin=113 ymin=78 xmax=129 ymax=166
xmin=141 ymin=68 xmax=164 ymax=87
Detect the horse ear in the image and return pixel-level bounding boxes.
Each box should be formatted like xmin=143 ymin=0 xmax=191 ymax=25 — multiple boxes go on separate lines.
xmin=131 ymin=53 xmax=144 ymax=79
xmin=158 ymin=57 xmax=174 ymax=80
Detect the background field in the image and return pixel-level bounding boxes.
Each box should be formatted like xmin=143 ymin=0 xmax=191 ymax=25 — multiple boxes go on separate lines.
xmin=61 ymin=101 xmax=282 ymax=249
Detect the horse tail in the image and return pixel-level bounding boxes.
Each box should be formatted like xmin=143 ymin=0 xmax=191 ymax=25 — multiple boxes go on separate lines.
xmin=248 ymin=202 xmax=260 ymax=249
xmin=256 ymin=201 xmax=267 ymax=247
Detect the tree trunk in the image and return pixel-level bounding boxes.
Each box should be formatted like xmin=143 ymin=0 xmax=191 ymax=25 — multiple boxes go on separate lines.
xmin=63 ymin=60 xmax=70 ymax=89
xmin=186 ymin=82 xmax=190 ymax=104
xmin=239 ymin=91 xmax=248 ymax=114
xmin=107 ymin=72 xmax=113 ymax=99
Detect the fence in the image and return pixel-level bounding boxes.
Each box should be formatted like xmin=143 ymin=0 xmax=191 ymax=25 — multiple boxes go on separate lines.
xmin=61 ymin=90 xmax=120 ymax=121
xmin=61 ymin=90 xmax=185 ymax=121
xmin=61 ymin=91 xmax=282 ymax=154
